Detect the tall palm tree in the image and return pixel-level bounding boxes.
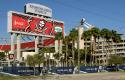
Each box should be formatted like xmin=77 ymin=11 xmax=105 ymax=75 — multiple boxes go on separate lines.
xmin=34 ymin=53 xmax=44 ymax=73
xmin=55 ymin=32 xmax=63 ymax=66
xmin=100 ymin=28 xmax=112 ymax=65
xmin=63 ymin=35 xmax=70 ymax=66
xmin=81 ymin=27 xmax=100 ymax=66
xmin=26 ymin=55 xmax=37 ymax=75
xmin=88 ymin=27 xmax=100 ymax=65
xmin=82 ymin=30 xmax=91 ymax=66
xmin=69 ymin=28 xmax=78 ymax=66
xmin=111 ymin=30 xmax=121 ymax=55
xmin=39 ymin=47 xmax=48 ymax=67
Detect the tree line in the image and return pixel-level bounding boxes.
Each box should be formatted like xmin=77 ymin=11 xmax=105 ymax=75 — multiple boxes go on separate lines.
xmin=0 ymin=27 xmax=125 ymax=68
xmin=26 ymin=27 xmax=125 ymax=68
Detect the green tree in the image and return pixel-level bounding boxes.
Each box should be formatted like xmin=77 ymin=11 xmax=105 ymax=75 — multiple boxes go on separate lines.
xmin=55 ymin=32 xmax=63 ymax=40
xmin=69 ymin=28 xmax=78 ymax=66
xmin=63 ymin=35 xmax=70 ymax=66
xmin=111 ymin=30 xmax=121 ymax=54
xmin=89 ymin=27 xmax=100 ymax=65
xmin=82 ymin=27 xmax=100 ymax=66
xmin=74 ymin=48 xmax=91 ymax=65
xmin=108 ymin=55 xmax=124 ymax=65
xmin=0 ymin=52 xmax=6 ymax=61
xmin=34 ymin=53 xmax=44 ymax=73
xmin=26 ymin=55 xmax=37 ymax=75
xmin=55 ymin=32 xmax=63 ymax=67
xmin=39 ymin=47 xmax=54 ymax=67
xmin=79 ymin=49 xmax=85 ymax=64
xmin=82 ymin=30 xmax=92 ymax=66
xmin=39 ymin=48 xmax=46 ymax=67
xmin=101 ymin=28 xmax=112 ymax=65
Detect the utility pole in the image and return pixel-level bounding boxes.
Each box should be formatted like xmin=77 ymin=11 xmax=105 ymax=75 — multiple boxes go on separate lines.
xmin=77 ymin=26 xmax=80 ymax=74
xmin=77 ymin=19 xmax=85 ymax=74
xmin=77 ymin=18 xmax=93 ymax=73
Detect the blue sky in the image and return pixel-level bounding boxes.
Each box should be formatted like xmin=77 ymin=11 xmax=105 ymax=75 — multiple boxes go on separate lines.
xmin=0 ymin=0 xmax=125 ymax=39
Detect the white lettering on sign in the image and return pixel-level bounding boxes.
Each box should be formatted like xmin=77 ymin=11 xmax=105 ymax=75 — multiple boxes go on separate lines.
xmin=14 ymin=21 xmax=24 ymax=26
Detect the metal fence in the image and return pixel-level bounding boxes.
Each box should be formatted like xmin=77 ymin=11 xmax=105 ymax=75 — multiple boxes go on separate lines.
xmin=1 ymin=65 xmax=125 ymax=75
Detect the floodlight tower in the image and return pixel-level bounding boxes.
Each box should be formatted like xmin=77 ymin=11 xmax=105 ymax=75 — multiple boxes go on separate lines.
xmin=77 ymin=18 xmax=93 ymax=73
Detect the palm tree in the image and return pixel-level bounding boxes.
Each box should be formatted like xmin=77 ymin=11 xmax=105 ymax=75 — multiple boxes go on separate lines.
xmin=100 ymin=28 xmax=112 ymax=65
xmin=34 ymin=53 xmax=44 ymax=73
xmin=55 ymin=32 xmax=63 ymax=66
xmin=0 ymin=52 xmax=6 ymax=61
xmin=82 ymin=30 xmax=91 ymax=66
xmin=90 ymin=27 xmax=100 ymax=65
xmin=39 ymin=47 xmax=48 ymax=67
xmin=111 ymin=30 xmax=121 ymax=55
xmin=26 ymin=55 xmax=37 ymax=75
xmin=69 ymin=28 xmax=78 ymax=66
xmin=63 ymin=35 xmax=70 ymax=66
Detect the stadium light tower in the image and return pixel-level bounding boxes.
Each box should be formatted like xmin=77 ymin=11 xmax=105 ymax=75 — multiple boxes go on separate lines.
xmin=77 ymin=18 xmax=93 ymax=74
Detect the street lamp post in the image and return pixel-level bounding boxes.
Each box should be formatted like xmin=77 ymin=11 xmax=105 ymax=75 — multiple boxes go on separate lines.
xmin=77 ymin=18 xmax=85 ymax=74
xmin=77 ymin=26 xmax=80 ymax=74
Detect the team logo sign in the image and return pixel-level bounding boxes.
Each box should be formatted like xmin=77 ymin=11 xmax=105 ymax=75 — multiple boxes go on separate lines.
xmin=12 ymin=13 xmax=55 ymax=35
xmin=8 ymin=11 xmax=64 ymax=46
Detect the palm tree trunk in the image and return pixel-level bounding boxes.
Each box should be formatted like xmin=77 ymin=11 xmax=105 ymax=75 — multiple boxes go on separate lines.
xmin=106 ymin=40 xmax=110 ymax=65
xmin=102 ymin=37 xmax=105 ymax=66
xmin=91 ymin=35 xmax=94 ymax=66
xmin=49 ymin=52 xmax=50 ymax=71
xmin=72 ymin=40 xmax=75 ymax=66
xmin=66 ymin=41 xmax=68 ymax=67
xmin=97 ymin=37 xmax=100 ymax=65
xmin=85 ymin=38 xmax=87 ymax=66
xmin=103 ymin=39 xmax=109 ymax=65
xmin=90 ymin=44 xmax=93 ymax=66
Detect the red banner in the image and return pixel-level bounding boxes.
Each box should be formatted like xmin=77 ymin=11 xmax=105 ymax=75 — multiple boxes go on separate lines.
xmin=10 ymin=12 xmax=64 ymax=46
xmin=12 ymin=13 xmax=56 ymax=35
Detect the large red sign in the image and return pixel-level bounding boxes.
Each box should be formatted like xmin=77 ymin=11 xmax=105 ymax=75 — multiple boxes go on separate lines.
xmin=11 ymin=13 xmax=55 ymax=35
xmin=8 ymin=11 xmax=64 ymax=46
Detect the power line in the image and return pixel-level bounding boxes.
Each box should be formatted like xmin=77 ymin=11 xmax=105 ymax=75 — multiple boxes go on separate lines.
xmin=53 ymin=0 xmax=125 ymax=23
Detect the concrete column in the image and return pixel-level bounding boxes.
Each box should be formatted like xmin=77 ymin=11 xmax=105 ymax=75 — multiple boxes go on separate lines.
xmin=17 ymin=34 xmax=21 ymax=61
xmin=10 ymin=33 xmax=15 ymax=66
xmin=11 ymin=33 xmax=15 ymax=55
xmin=55 ymin=40 xmax=58 ymax=53
xmin=78 ymin=27 xmax=84 ymax=49
xmin=59 ymin=40 xmax=62 ymax=54
xmin=35 ymin=36 xmax=39 ymax=54
xmin=77 ymin=26 xmax=81 ymax=73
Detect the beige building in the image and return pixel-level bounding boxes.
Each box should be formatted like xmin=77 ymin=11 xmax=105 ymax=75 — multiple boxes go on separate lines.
xmin=77 ymin=27 xmax=125 ymax=65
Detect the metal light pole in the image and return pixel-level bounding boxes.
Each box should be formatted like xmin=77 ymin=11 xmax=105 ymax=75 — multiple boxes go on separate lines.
xmin=91 ymin=35 xmax=94 ymax=66
xmin=77 ymin=26 xmax=80 ymax=74
xmin=77 ymin=18 xmax=85 ymax=74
